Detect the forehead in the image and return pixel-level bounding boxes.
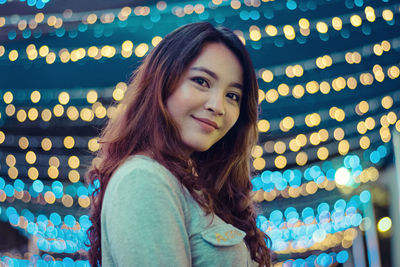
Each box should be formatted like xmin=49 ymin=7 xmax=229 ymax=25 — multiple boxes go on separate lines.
xmin=187 ymin=43 xmax=243 ymax=84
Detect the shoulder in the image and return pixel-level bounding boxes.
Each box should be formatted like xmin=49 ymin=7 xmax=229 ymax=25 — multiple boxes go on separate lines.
xmin=107 ymin=155 xmax=182 ymax=194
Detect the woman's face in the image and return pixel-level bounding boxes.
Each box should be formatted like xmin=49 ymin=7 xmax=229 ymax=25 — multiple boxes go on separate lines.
xmin=166 ymin=42 xmax=243 ymax=154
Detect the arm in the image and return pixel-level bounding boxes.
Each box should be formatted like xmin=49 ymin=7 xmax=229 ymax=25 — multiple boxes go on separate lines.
xmin=105 ymin=168 xmax=191 ymax=266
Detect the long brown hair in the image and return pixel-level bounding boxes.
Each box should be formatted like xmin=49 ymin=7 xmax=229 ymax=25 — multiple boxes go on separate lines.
xmin=86 ymin=22 xmax=271 ymax=266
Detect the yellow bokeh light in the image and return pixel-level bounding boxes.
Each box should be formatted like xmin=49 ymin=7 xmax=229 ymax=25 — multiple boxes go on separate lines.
xmin=41 ymin=109 xmax=52 ymax=122
xmin=94 ymin=105 xmax=107 ymax=119
xmin=332 ymin=17 xmax=342 ymax=30
xmin=319 ymin=81 xmax=330 ymax=94
xmin=41 ymin=138 xmax=52 ymax=151
xmin=357 ymin=101 xmax=369 ymax=114
xmin=388 ymin=66 xmax=400 ymax=79
xmin=265 ymin=25 xmax=277 ymax=36
xmin=253 ymin=157 xmax=266 ymax=170
xmin=44 ymin=191 xmax=56 ymax=204
xmin=69 ymin=170 xmax=80 ymax=183
xmin=30 ymin=90 xmax=41 ymax=103
xmin=306 ymin=182 xmax=318 ymax=194
xmin=334 ymin=128 xmax=345 ymax=141
xmin=48 ymin=166 xmax=59 ymax=179
xmin=62 ymin=195 xmax=74 ymax=207
xmin=382 ymin=9 xmax=394 ymax=21
xmin=100 ymin=45 xmax=116 ymax=58
xmin=373 ymin=44 xmax=383 ymax=56
xmin=258 ymin=89 xmax=265 ymax=104
xmin=79 ymin=195 xmax=91 ymax=208
xmin=283 ymin=25 xmax=295 ymax=40
xmin=298 ymin=18 xmax=310 ymax=29
xmin=381 ymin=96 xmax=393 ymax=109
xmin=16 ymin=109 xmax=27 ymax=122
xmin=274 ymin=141 xmax=286 ymax=154
xmin=296 ymin=152 xmax=308 ymax=166
xmin=357 ymin=121 xmax=367 ymax=134
xmin=80 ymin=108 xmax=94 ymax=122
xmin=251 ymin=145 xmax=263 ymax=158
xmin=135 ymin=43 xmax=149 ymax=57
xmin=380 ymin=126 xmax=391 ymax=143
xmin=25 ymin=151 xmax=36 ymax=164
xmin=365 ymin=117 xmax=375 ymax=130
xmin=53 ymin=104 xmax=64 ymax=117
xmin=350 ymin=15 xmax=362 ymax=27
xmin=86 ymin=90 xmax=98 ymax=104
xmin=122 ymin=40 xmax=133 ymax=51
xmin=275 ymin=155 xmax=287 ymax=169
xmin=377 ymin=217 xmax=392 ymax=233
xmin=58 ymin=92 xmax=70 ymax=105
xmin=381 ymin=40 xmax=391 ymax=52
xmin=45 ymin=52 xmax=56 ymax=64
xmin=113 ymin=88 xmax=125 ymax=101
xmin=3 ymin=91 xmax=13 ymax=104
xmin=28 ymin=108 xmax=39 ymax=121
xmin=292 ymin=85 xmax=304 ymax=99
xmin=365 ymin=6 xmax=376 ymax=22
xmin=289 ymin=139 xmax=300 ymax=152
xmin=152 ymin=36 xmax=163 ymax=47
xmin=265 ymin=89 xmax=279 ymax=103
xmin=49 ymin=156 xmax=60 ymax=167
xmin=296 ymin=134 xmax=307 ymax=147
xmin=317 ymin=147 xmax=329 ymax=160
xmin=261 ymin=70 xmax=274 ymax=83
xmin=281 ymin=116 xmax=294 ymax=132
xmin=8 ymin=166 xmax=18 ymax=179
xmin=257 ymin=120 xmax=270 ymax=132
xmin=316 ymin=22 xmax=328 ymax=33
xmin=67 ymin=106 xmax=79 ymax=121
xmin=387 ymin=112 xmax=397 ymax=124
xmin=318 ymin=129 xmax=329 ymax=142
xmin=9 ymin=50 xmax=19 ymax=61
xmin=249 ymin=29 xmax=261 ymax=41
xmin=28 ymin=167 xmax=39 ymax=180
xmin=338 ymin=140 xmax=350 ymax=155
xmin=306 ymin=81 xmax=319 ymax=94
xmin=64 ymin=136 xmax=75 ymax=149
xmin=68 ymin=156 xmax=80 ymax=169
xmin=18 ymin=137 xmax=29 ymax=150
xmin=0 ymin=131 xmax=5 ymax=144
xmin=6 ymin=154 xmax=16 ymax=167
xmin=87 ymin=46 xmax=99 ymax=58
xmin=88 ymin=138 xmax=100 ymax=152
xmin=359 ymin=136 xmax=370 ymax=149
xmin=39 ymin=45 xmax=49 ymax=57
xmin=277 ymin=84 xmax=290 ymax=96
xmin=310 ymin=132 xmax=320 ymax=146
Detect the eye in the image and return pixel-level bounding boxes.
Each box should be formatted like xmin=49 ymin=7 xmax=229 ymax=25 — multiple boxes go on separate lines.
xmin=191 ymin=77 xmax=210 ymax=88
xmin=227 ymin=92 xmax=241 ymax=102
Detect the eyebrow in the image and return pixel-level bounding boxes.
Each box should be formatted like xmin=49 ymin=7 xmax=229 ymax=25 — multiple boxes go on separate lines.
xmin=190 ymin=66 xmax=243 ymax=90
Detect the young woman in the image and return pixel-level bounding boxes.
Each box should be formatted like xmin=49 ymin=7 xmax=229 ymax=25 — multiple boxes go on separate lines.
xmin=86 ymin=22 xmax=271 ymax=266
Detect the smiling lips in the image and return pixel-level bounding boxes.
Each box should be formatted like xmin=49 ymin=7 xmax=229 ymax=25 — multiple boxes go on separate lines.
xmin=192 ymin=116 xmax=219 ymax=131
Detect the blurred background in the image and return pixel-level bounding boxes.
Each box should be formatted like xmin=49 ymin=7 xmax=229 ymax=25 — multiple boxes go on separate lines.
xmin=0 ymin=0 xmax=399 ymax=266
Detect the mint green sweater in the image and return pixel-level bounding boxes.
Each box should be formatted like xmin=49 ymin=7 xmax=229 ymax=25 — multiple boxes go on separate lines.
xmin=101 ymin=155 xmax=257 ymax=266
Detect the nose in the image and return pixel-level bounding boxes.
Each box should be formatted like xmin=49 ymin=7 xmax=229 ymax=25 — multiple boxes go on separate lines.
xmin=204 ymin=91 xmax=225 ymax=115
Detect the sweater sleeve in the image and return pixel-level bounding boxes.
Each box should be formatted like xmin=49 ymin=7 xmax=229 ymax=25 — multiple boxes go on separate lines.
xmin=104 ymin=167 xmax=191 ymax=267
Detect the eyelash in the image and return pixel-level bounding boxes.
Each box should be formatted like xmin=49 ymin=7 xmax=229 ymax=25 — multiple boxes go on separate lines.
xmin=191 ymin=76 xmax=241 ymax=103
xmin=191 ymin=77 xmax=210 ymax=88
xmin=227 ymin=93 xmax=241 ymax=102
